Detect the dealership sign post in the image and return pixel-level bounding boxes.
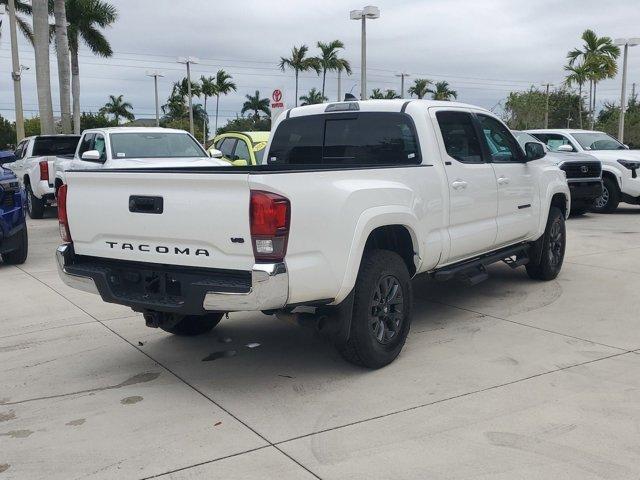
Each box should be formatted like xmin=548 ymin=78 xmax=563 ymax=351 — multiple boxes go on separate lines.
xmin=270 ymin=88 xmax=286 ymax=129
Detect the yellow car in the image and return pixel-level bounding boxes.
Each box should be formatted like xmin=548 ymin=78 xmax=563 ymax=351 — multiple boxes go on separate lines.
xmin=208 ymin=131 xmax=270 ymax=166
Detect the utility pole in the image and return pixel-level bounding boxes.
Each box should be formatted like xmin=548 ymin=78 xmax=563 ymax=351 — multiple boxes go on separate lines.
xmin=7 ymin=0 xmax=25 ymax=142
xmin=614 ymin=38 xmax=639 ymax=143
xmin=542 ymin=82 xmax=553 ymax=129
xmin=395 ymin=72 xmax=410 ymax=98
xmin=146 ymin=71 xmax=164 ymax=127
xmin=177 ymin=57 xmax=199 ymax=136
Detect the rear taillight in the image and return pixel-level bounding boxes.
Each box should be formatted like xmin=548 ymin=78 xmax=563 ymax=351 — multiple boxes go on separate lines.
xmin=39 ymin=160 xmax=49 ymax=182
xmin=57 ymin=184 xmax=72 ymax=242
xmin=250 ymin=190 xmax=290 ymax=262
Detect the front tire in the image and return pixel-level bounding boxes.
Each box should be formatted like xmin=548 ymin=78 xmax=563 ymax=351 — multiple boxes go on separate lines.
xmin=338 ymin=249 xmax=413 ymax=369
xmin=1 ymin=227 xmax=28 ymax=265
xmin=526 ymin=207 xmax=566 ymax=281
xmin=26 ymin=183 xmax=45 ymax=219
xmin=592 ymin=176 xmax=619 ymax=213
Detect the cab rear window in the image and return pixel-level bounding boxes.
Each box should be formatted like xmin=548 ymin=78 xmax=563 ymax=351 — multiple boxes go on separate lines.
xmin=267 ymin=112 xmax=421 ymax=166
xmin=32 ymin=136 xmax=80 ymax=156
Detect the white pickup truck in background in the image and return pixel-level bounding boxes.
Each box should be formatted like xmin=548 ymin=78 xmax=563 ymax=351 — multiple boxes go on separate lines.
xmin=527 ymin=129 xmax=640 ymax=213
xmin=54 ymin=127 xmax=229 ymax=194
xmin=57 ymin=100 xmax=570 ymax=368
xmin=4 ymin=135 xmax=80 ymax=218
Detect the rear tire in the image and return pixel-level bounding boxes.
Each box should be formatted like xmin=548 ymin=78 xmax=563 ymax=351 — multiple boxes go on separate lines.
xmin=26 ymin=183 xmax=45 ymax=219
xmin=592 ymin=176 xmax=619 ymax=213
xmin=1 ymin=227 xmax=28 ymax=265
xmin=159 ymin=313 xmax=223 ymax=336
xmin=337 ymin=249 xmax=413 ymax=369
xmin=526 ymin=207 xmax=565 ymax=281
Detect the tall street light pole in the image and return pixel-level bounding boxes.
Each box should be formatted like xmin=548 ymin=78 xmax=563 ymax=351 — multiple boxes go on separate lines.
xmin=350 ymin=6 xmax=380 ymax=101
xmin=614 ymin=37 xmax=639 ymax=143
xmin=177 ymin=57 xmax=199 ymax=136
xmin=395 ymin=72 xmax=410 ymax=98
xmin=7 ymin=0 xmax=25 ymax=142
xmin=146 ymin=70 xmax=164 ymax=127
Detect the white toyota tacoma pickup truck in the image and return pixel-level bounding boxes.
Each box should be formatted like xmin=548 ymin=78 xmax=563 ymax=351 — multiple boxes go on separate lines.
xmin=527 ymin=129 xmax=639 ymax=213
xmin=57 ymin=100 xmax=570 ymax=368
xmin=54 ymin=127 xmax=228 ymax=195
xmin=4 ymin=135 xmax=80 ymax=218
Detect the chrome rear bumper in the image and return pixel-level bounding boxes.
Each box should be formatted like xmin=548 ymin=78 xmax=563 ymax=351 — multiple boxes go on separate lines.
xmin=56 ymin=244 xmax=289 ymax=312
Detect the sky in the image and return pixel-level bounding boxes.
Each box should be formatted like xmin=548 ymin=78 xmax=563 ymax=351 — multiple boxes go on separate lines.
xmin=1 ymin=0 xmax=639 ymax=128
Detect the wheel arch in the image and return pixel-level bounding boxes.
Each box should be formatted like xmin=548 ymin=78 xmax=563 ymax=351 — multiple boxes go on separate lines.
xmin=334 ymin=209 xmax=421 ymax=304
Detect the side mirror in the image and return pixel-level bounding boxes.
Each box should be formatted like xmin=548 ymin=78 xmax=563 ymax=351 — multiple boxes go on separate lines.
xmin=556 ymin=144 xmax=574 ymax=152
xmin=208 ymin=148 xmax=223 ymax=159
xmin=524 ymin=142 xmax=546 ymax=161
xmin=81 ymin=150 xmax=102 ymax=162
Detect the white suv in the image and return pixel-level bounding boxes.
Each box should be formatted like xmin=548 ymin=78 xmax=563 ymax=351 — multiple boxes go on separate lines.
xmin=527 ymin=129 xmax=640 ymax=213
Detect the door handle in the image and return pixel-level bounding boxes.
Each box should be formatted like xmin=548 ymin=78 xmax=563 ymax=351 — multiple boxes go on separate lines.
xmin=497 ymin=176 xmax=510 ymax=185
xmin=451 ymin=180 xmax=468 ymax=190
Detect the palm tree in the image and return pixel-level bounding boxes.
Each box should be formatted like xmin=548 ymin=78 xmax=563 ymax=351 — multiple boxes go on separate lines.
xmin=53 ymin=0 xmax=72 ymax=133
xmin=299 ymin=88 xmax=327 ymax=105
xmin=567 ymin=29 xmax=620 ymax=128
xmin=66 ymin=0 xmax=118 ymax=133
xmin=335 ymin=59 xmax=352 ymax=102
xmin=200 ymin=76 xmax=216 ymax=144
xmin=431 ymin=81 xmax=457 ymax=101
xmin=0 ymin=0 xmax=33 ymax=42
xmin=100 ymin=94 xmax=134 ymax=124
xmin=32 ymin=0 xmax=55 ymax=134
xmin=172 ymin=77 xmax=201 ymax=99
xmin=408 ymin=78 xmax=433 ymax=99
xmin=564 ymin=63 xmax=590 ymax=128
xmin=370 ymin=88 xmax=400 ymax=99
xmin=211 ymin=70 xmax=236 ymax=134
xmin=241 ymin=90 xmax=270 ymax=121
xmin=315 ymin=40 xmax=351 ymax=99
xmin=279 ymin=45 xmax=321 ymax=107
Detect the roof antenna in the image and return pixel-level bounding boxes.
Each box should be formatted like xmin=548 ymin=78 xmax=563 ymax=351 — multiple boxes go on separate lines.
xmin=344 ymin=93 xmax=358 ymax=101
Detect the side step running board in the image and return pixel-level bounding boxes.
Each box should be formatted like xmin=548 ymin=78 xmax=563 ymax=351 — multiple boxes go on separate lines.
xmin=433 ymin=244 xmax=530 ymax=285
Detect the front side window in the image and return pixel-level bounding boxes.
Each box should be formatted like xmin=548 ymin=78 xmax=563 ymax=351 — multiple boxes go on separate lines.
xmin=571 ymin=132 xmax=626 ymax=151
xmin=14 ymin=141 xmax=27 ymax=159
xmin=435 ymin=111 xmax=483 ymax=164
xmin=267 ymin=112 xmax=421 ymax=166
xmin=94 ymin=135 xmax=106 ymax=161
xmin=78 ymin=134 xmax=95 ymax=157
xmin=531 ymin=133 xmax=575 ymax=152
xmin=218 ymin=138 xmax=236 ymax=158
xmin=477 ymin=114 xmax=522 ymax=163
xmin=234 ymin=140 xmax=250 ymax=161
xmin=110 ymin=133 xmax=206 ymax=159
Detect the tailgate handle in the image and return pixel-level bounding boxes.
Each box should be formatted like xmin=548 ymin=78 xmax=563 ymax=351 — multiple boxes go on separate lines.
xmin=129 ymin=195 xmax=163 ymax=214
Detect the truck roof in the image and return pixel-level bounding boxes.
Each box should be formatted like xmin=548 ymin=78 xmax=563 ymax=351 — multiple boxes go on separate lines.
xmin=287 ymin=99 xmax=492 ymax=116
xmin=526 ymin=128 xmax=606 ymax=135
xmin=80 ymin=127 xmax=194 ymax=135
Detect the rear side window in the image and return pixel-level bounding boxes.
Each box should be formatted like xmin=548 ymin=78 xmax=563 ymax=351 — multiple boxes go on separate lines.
xmin=32 ymin=136 xmax=80 ymax=156
xmin=267 ymin=112 xmax=421 ymax=166
xmin=435 ymin=111 xmax=483 ymax=164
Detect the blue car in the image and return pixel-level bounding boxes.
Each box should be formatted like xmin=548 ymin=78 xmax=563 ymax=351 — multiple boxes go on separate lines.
xmin=0 ymin=164 xmax=28 ymax=264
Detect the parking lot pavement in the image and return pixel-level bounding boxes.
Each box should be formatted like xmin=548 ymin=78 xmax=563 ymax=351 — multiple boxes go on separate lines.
xmin=1 ymin=207 xmax=639 ymax=479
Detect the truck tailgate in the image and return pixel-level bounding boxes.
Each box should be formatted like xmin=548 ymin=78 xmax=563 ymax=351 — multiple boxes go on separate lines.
xmin=66 ymin=171 xmax=255 ymax=271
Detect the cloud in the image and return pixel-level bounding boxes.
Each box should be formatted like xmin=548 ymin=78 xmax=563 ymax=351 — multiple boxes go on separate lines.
xmin=1 ymin=0 xmax=638 ymax=124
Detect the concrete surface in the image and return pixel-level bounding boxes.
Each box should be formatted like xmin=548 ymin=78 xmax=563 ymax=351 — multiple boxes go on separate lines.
xmin=1 ymin=207 xmax=639 ymax=479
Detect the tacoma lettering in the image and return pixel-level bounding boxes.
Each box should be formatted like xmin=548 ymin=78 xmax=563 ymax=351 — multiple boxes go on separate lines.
xmin=104 ymin=241 xmax=210 ymax=257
